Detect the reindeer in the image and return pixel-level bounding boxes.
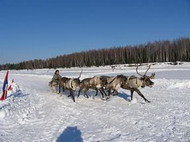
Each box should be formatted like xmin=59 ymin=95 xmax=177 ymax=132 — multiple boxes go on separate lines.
xmin=96 ymin=74 xmax=132 ymax=99
xmin=100 ymin=75 xmax=128 ymax=98
xmin=121 ymin=65 xmax=155 ymax=103
xmin=77 ymin=78 xmax=92 ymax=98
xmin=77 ymin=76 xmax=108 ymax=99
xmin=58 ymin=70 xmax=82 ymax=102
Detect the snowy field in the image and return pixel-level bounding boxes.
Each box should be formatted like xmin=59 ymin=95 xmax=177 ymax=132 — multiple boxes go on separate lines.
xmin=0 ymin=62 xmax=190 ymax=142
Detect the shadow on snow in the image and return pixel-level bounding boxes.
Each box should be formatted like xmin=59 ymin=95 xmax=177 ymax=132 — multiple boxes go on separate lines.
xmin=117 ymin=92 xmax=131 ymax=102
xmin=7 ymin=90 xmax=29 ymax=98
xmin=56 ymin=126 xmax=83 ymax=142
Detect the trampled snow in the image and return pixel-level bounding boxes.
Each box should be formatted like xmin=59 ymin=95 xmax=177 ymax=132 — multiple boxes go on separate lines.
xmin=0 ymin=62 xmax=190 ymax=142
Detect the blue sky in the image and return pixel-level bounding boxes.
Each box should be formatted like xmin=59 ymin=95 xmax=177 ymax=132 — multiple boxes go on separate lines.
xmin=0 ymin=0 xmax=190 ymax=64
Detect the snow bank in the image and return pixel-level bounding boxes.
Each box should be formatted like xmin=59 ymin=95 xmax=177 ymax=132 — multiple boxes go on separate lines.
xmin=0 ymin=81 xmax=23 ymax=119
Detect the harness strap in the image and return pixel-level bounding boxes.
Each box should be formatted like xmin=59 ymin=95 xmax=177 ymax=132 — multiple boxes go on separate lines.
xmin=109 ymin=77 xmax=117 ymax=84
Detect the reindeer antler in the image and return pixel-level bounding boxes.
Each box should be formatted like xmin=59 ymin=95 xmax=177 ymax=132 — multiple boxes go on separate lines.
xmin=136 ymin=64 xmax=144 ymax=76
xmin=136 ymin=64 xmax=151 ymax=77
xmin=144 ymin=65 xmax=151 ymax=76
xmin=78 ymin=69 xmax=83 ymax=79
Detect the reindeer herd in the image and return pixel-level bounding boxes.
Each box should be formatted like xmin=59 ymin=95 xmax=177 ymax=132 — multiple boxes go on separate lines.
xmin=49 ymin=65 xmax=155 ymax=103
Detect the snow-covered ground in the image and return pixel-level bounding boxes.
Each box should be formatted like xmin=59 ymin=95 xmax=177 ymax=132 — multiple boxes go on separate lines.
xmin=0 ymin=62 xmax=190 ymax=142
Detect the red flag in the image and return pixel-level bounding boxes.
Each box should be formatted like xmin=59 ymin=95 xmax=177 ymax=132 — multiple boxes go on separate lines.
xmin=0 ymin=71 xmax=9 ymax=101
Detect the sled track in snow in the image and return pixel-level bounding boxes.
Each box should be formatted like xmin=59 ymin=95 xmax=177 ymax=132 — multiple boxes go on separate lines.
xmin=1 ymin=66 xmax=190 ymax=142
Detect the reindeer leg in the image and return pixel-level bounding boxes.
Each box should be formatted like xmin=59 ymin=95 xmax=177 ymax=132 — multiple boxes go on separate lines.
xmin=77 ymin=89 xmax=82 ymax=98
xmin=62 ymin=86 xmax=65 ymax=93
xmin=70 ymin=89 xmax=75 ymax=102
xmin=100 ymin=88 xmax=110 ymax=100
xmin=95 ymin=88 xmax=98 ymax=96
xmin=130 ymin=90 xmax=134 ymax=101
xmin=99 ymin=88 xmax=105 ymax=99
xmin=107 ymin=89 xmax=111 ymax=96
xmin=84 ymin=89 xmax=89 ymax=98
xmin=67 ymin=90 xmax=71 ymax=97
xmin=103 ymin=88 xmax=108 ymax=98
xmin=102 ymin=88 xmax=108 ymax=97
xmin=134 ymin=88 xmax=150 ymax=103
xmin=91 ymin=88 xmax=97 ymax=99
xmin=58 ymin=85 xmax=63 ymax=94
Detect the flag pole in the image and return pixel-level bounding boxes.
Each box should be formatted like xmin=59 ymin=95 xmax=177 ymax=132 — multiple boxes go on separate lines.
xmin=0 ymin=70 xmax=9 ymax=101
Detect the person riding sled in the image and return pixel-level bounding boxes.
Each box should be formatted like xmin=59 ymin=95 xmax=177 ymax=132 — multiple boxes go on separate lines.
xmin=49 ymin=70 xmax=62 ymax=93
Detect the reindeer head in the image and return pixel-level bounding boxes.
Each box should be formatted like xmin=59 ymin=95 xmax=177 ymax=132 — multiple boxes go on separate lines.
xmin=136 ymin=64 xmax=155 ymax=88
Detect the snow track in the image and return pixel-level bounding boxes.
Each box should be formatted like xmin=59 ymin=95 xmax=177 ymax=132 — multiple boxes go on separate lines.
xmin=0 ymin=64 xmax=190 ymax=142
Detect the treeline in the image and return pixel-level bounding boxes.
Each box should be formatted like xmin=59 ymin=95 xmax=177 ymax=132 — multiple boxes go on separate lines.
xmin=1 ymin=37 xmax=190 ymax=70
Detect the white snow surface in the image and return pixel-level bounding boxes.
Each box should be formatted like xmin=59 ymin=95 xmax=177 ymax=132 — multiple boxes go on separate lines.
xmin=0 ymin=62 xmax=190 ymax=142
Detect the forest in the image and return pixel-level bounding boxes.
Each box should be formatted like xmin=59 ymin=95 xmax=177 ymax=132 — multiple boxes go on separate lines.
xmin=0 ymin=37 xmax=190 ymax=70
